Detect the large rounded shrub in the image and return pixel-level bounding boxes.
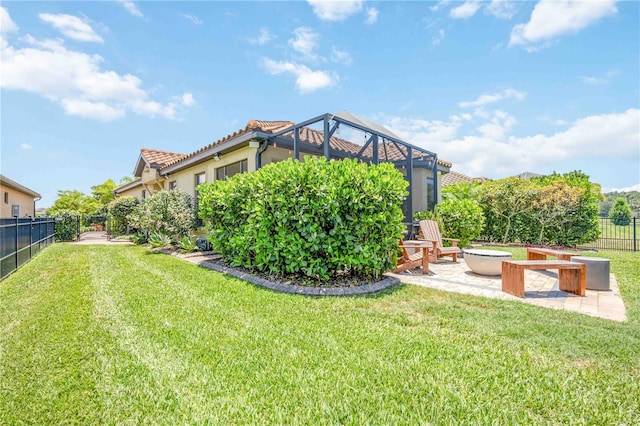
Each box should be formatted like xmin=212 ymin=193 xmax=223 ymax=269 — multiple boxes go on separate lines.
xmin=198 ymin=157 xmax=408 ymax=281
xmin=108 ymin=196 xmax=140 ymax=235
xmin=129 ymin=189 xmax=197 ymax=239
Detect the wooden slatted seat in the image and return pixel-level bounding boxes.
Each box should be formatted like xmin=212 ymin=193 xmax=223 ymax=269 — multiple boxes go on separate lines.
xmin=502 ymin=260 xmax=586 ymax=298
xmin=418 ymin=220 xmax=461 ymax=263
xmin=394 ymin=240 xmax=430 ymax=274
xmin=526 ymin=247 xmax=579 ymax=261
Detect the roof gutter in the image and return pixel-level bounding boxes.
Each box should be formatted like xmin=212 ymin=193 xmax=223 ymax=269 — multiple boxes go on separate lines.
xmin=161 ymin=131 xmax=273 ymax=175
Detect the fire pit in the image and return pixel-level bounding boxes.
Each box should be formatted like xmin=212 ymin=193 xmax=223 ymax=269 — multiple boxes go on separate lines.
xmin=463 ymin=249 xmax=512 ymax=276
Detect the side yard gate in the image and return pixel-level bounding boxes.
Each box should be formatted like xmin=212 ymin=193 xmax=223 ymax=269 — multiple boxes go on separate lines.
xmin=0 ymin=217 xmax=55 ymax=280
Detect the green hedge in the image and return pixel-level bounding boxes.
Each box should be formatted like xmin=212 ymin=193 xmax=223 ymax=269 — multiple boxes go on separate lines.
xmin=198 ymin=158 xmax=408 ymax=281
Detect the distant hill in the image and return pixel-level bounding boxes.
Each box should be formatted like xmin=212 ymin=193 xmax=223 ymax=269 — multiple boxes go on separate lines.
xmin=599 ymin=191 xmax=640 ymax=218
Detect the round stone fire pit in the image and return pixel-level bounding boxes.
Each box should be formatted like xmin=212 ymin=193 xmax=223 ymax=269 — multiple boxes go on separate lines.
xmin=463 ymin=249 xmax=512 ymax=276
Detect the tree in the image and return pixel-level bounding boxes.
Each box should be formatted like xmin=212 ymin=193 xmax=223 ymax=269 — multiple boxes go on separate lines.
xmin=442 ymin=181 xmax=482 ymax=201
xmin=91 ymin=179 xmax=116 ymax=205
xmin=529 ymin=181 xmax=583 ymax=244
xmin=478 ymin=178 xmax=537 ymax=243
xmin=609 ymin=197 xmax=632 ymax=226
xmin=119 ymin=176 xmax=134 ymax=184
xmin=47 ymin=190 xmax=101 ymax=216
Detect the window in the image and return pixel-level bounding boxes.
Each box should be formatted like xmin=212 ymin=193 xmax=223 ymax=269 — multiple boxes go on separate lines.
xmin=216 ymin=159 xmax=248 ymax=180
xmin=3 ymin=192 xmax=7 ymax=204
xmin=169 ymin=181 xmax=177 ymax=190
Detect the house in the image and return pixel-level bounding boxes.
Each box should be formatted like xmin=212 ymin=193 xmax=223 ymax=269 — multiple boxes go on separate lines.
xmin=441 ymin=170 xmax=490 ymax=187
xmin=114 ymin=112 xmax=452 ymax=222
xmin=0 ymin=174 xmax=41 ymax=218
xmin=512 ymin=171 xmax=544 ymax=180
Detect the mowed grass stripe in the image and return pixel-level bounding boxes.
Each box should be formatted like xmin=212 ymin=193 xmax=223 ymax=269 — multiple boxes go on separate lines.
xmin=1 ymin=244 xmax=639 ymax=424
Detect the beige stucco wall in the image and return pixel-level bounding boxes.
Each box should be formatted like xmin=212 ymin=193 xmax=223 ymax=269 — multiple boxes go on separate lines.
xmin=166 ymin=146 xmax=258 ymax=196
xmin=1 ymin=186 xmax=36 ymax=217
xmin=116 ymin=183 xmax=145 ymax=200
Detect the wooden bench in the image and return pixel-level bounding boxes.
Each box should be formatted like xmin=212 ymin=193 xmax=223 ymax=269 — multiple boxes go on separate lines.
xmin=526 ymin=247 xmax=578 ymax=261
xmin=502 ymin=260 xmax=586 ymax=298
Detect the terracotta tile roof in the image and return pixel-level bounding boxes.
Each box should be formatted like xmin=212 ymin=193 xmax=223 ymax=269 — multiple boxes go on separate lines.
xmin=163 ymin=120 xmax=294 ymax=168
xmin=161 ymin=118 xmax=451 ymax=170
xmin=441 ymin=170 xmax=490 ymax=186
xmin=279 ymin=126 xmax=451 ymax=167
xmin=141 ymin=148 xmax=187 ymax=168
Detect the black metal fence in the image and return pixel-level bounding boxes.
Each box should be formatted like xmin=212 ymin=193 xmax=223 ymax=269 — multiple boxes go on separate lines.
xmin=1 ymin=217 xmax=55 ymax=280
xmin=577 ymin=216 xmax=638 ymax=252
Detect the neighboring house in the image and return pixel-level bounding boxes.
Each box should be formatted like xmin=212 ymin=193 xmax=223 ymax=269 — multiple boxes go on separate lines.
xmin=441 ymin=170 xmax=490 ymax=187
xmin=114 ymin=111 xmax=452 ymax=221
xmin=0 ymin=174 xmax=41 ymax=217
xmin=512 ymin=171 xmax=543 ymax=180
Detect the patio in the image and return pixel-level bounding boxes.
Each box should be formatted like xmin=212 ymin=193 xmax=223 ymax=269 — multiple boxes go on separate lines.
xmin=391 ymin=260 xmax=627 ymax=322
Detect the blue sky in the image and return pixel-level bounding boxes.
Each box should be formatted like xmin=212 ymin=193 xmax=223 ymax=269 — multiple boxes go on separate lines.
xmin=1 ymin=0 xmax=638 ymax=208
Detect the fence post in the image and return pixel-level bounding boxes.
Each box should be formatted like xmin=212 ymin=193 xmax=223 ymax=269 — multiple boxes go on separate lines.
xmin=15 ymin=216 xmax=19 ymax=271
xmin=634 ymin=216 xmax=637 ymax=252
xmin=29 ymin=217 xmax=33 ymax=260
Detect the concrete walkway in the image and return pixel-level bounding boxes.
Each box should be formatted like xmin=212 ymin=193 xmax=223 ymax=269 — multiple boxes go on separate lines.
xmin=390 ymin=260 xmax=627 ymax=322
xmin=73 ymin=231 xmax=133 ymax=245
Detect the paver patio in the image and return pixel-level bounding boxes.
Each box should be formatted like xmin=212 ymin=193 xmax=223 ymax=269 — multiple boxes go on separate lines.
xmin=391 ymin=260 xmax=627 ymax=322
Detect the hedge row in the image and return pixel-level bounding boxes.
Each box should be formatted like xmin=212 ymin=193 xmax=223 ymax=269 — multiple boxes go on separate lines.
xmin=198 ymin=158 xmax=408 ymax=280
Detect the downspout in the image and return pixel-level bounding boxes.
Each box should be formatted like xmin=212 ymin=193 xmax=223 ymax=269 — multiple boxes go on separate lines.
xmin=255 ymin=138 xmax=269 ymax=170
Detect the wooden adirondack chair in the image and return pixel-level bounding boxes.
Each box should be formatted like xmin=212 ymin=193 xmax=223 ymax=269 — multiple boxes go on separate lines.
xmin=394 ymin=240 xmax=430 ymax=274
xmin=418 ymin=220 xmax=461 ymax=263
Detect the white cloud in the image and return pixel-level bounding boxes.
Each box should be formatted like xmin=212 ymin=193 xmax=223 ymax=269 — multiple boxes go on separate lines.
xmin=580 ymin=70 xmax=619 ymax=85
xmin=0 ymin=36 xmax=192 ymax=121
xmin=331 ymin=46 xmax=352 ymax=65
xmin=289 ymin=27 xmax=320 ymax=61
xmin=365 ymin=7 xmax=379 ymax=25
xmin=459 ymin=88 xmax=526 ymax=108
xmin=116 ymin=0 xmax=143 ymax=18
xmin=509 ymin=0 xmax=617 ymax=48
xmin=249 ymin=28 xmax=274 ymax=45
xmin=61 ymin=98 xmax=125 ymax=121
xmin=607 ymin=183 xmax=640 ymax=193
xmin=181 ymin=14 xmax=202 ymax=25
xmin=20 ymin=143 xmax=32 ymax=150
xmin=181 ymin=93 xmax=195 ymax=106
xmin=449 ymin=1 xmax=482 ymax=19
xmin=1 ymin=7 xmax=18 ymax=34
xmin=307 ymin=0 xmax=363 ymax=21
xmin=39 ymin=13 xmax=103 ymax=43
xmin=429 ymin=1 xmax=450 ymax=12
xmin=432 ymin=28 xmax=445 ymax=46
xmin=383 ymin=108 xmax=639 ymax=180
xmin=486 ymin=0 xmax=516 ymax=19
xmin=261 ymin=58 xmax=336 ymax=94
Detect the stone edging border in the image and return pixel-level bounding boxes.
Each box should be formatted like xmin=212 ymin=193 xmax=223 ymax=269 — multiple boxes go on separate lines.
xmin=196 ymin=259 xmax=400 ymax=297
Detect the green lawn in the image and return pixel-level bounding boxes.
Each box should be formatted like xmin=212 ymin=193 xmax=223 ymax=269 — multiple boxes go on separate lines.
xmin=1 ymin=244 xmax=639 ymax=424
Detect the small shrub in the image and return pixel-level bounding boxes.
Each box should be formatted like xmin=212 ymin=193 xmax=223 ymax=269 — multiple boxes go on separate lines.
xmin=53 ymin=211 xmax=79 ymax=241
xmin=108 ymin=196 xmax=140 ymax=235
xmin=609 ymin=197 xmax=632 ymax=226
xmin=177 ymin=235 xmax=198 ymax=253
xmin=131 ymin=232 xmax=148 ymax=245
xmin=434 ymin=199 xmax=485 ymax=247
xmin=149 ymin=232 xmax=173 ymax=248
